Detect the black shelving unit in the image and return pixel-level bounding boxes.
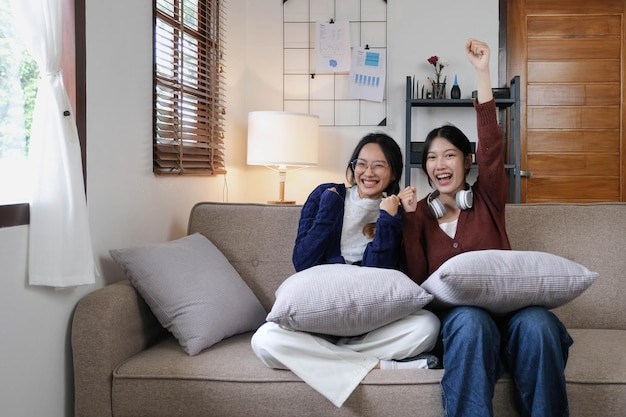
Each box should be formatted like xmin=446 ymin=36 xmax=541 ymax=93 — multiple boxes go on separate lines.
xmin=404 ymin=75 xmax=521 ymax=203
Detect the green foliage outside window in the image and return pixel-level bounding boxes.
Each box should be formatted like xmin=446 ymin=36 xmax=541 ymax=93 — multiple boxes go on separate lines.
xmin=0 ymin=0 xmax=39 ymax=159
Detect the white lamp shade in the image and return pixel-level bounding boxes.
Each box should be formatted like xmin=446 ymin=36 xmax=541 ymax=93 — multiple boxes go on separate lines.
xmin=247 ymin=111 xmax=319 ymax=167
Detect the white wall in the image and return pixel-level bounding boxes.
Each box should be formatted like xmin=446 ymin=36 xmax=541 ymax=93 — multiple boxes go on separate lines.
xmin=0 ymin=1 xmax=498 ymax=415
xmin=234 ymin=0 xmax=499 ymax=203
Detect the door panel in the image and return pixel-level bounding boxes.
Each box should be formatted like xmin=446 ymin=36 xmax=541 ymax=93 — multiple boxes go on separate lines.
xmin=528 ymin=38 xmax=621 ymax=61
xmin=527 ymin=178 xmax=620 ymax=202
xmin=527 ymin=130 xmax=620 ymax=153
xmin=528 ymin=107 xmax=620 ymax=129
xmin=527 ymin=15 xmax=621 ymax=36
xmin=524 ymin=0 xmax=624 ymax=14
xmin=527 ymin=61 xmax=621 ymax=83
xmin=507 ymin=0 xmax=625 ymax=202
xmin=528 ymin=154 xmax=620 ymax=177
xmin=527 ymin=84 xmax=620 ymax=107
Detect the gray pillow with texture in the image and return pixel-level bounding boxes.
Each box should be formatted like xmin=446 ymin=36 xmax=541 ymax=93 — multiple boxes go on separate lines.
xmin=110 ymin=233 xmax=266 ymax=356
xmin=266 ymin=264 xmax=433 ymax=336
xmin=421 ymin=249 xmax=598 ymax=314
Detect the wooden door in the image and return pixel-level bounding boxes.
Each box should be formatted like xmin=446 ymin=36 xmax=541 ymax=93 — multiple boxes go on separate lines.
xmin=507 ymin=0 xmax=626 ymax=202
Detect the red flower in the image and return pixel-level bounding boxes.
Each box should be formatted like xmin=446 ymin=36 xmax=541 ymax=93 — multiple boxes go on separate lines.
xmin=427 ymin=55 xmax=446 ymax=83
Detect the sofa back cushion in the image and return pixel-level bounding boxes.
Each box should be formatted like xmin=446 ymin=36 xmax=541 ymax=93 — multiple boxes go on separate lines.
xmin=505 ymin=203 xmax=626 ymax=330
xmin=188 ymin=202 xmax=301 ymax=312
xmin=188 ymin=202 xmax=626 ymax=330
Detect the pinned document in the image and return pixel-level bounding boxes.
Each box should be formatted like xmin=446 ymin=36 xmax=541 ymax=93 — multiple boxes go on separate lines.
xmin=314 ymin=20 xmax=351 ymax=73
xmin=348 ymin=47 xmax=386 ymax=102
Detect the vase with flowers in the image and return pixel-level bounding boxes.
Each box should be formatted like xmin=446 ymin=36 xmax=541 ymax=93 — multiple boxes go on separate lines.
xmin=427 ymin=55 xmax=447 ymax=99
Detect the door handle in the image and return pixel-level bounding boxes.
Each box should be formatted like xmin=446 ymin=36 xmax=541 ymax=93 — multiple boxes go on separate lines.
xmin=519 ymin=170 xmax=533 ymax=177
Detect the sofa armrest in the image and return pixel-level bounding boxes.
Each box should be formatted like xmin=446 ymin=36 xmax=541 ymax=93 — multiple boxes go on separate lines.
xmin=71 ymin=280 xmax=165 ymax=417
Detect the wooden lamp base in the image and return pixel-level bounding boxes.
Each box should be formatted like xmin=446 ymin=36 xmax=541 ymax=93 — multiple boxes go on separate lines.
xmin=268 ymin=169 xmax=296 ymax=205
xmin=268 ymin=200 xmax=296 ymax=205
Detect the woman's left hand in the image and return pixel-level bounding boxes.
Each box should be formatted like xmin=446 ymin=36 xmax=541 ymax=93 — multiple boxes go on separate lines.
xmin=465 ymin=38 xmax=490 ymax=72
xmin=380 ymin=194 xmax=400 ymax=216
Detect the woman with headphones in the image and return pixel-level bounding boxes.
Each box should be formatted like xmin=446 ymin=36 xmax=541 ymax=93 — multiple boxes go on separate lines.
xmin=399 ymin=39 xmax=572 ymax=417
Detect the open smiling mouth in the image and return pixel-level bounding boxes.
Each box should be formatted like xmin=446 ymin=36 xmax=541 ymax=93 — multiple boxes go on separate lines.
xmin=435 ymin=173 xmax=452 ymax=184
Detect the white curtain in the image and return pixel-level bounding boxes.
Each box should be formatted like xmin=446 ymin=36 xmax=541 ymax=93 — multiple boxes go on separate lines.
xmin=12 ymin=0 xmax=95 ymax=287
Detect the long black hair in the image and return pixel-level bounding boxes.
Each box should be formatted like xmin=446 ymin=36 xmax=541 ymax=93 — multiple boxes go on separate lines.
xmin=346 ymin=132 xmax=403 ymax=195
xmin=421 ymin=125 xmax=472 ymax=187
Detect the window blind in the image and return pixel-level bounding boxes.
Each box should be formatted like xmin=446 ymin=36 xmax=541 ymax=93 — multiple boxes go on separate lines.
xmin=153 ymin=0 xmax=226 ymax=175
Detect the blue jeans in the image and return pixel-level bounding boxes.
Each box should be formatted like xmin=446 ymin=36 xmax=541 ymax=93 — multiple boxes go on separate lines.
xmin=434 ymin=306 xmax=573 ymax=417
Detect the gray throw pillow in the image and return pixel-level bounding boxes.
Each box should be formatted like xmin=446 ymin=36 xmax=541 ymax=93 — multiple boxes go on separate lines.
xmin=266 ymin=264 xmax=433 ymax=336
xmin=110 ymin=233 xmax=266 ymax=355
xmin=420 ymin=249 xmax=598 ymax=314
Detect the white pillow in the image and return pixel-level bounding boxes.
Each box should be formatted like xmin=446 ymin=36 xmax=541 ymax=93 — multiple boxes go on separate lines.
xmin=110 ymin=233 xmax=267 ymax=356
xmin=421 ymin=249 xmax=598 ymax=314
xmin=266 ymin=264 xmax=433 ymax=336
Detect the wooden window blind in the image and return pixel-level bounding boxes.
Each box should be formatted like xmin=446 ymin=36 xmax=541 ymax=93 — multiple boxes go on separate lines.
xmin=153 ymin=0 xmax=226 ymax=175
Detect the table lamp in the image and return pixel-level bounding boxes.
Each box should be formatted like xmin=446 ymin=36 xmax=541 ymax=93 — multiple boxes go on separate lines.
xmin=247 ymin=111 xmax=319 ymax=204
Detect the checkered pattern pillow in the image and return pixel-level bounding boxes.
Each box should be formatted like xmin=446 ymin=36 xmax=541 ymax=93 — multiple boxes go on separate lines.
xmin=266 ymin=264 xmax=433 ymax=336
xmin=421 ymin=249 xmax=598 ymax=314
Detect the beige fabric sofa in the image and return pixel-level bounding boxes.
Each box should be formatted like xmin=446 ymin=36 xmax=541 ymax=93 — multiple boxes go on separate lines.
xmin=72 ymin=202 xmax=626 ymax=417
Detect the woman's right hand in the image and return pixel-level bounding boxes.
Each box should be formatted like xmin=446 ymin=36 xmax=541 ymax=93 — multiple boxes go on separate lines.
xmin=399 ymin=186 xmax=418 ymax=213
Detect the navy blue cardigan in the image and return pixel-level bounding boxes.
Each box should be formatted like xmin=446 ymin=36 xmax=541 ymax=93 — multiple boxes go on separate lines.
xmin=292 ymin=183 xmax=403 ymax=272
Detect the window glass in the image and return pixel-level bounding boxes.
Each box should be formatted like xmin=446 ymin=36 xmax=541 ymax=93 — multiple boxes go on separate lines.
xmin=0 ymin=0 xmax=38 ymax=204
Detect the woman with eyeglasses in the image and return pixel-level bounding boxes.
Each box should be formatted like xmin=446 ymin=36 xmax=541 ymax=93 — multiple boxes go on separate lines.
xmin=292 ymin=132 xmax=404 ymax=271
xmin=251 ymin=132 xmax=440 ymax=408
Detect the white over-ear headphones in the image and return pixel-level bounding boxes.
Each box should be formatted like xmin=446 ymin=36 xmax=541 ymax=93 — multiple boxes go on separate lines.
xmin=427 ymin=185 xmax=474 ymax=219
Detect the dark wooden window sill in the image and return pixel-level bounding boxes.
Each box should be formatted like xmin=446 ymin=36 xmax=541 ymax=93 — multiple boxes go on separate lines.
xmin=0 ymin=203 xmax=30 ymax=228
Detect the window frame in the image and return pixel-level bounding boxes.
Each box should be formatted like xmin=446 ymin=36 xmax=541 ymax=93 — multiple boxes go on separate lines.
xmin=0 ymin=0 xmax=86 ymax=228
xmin=153 ymin=0 xmax=226 ymax=176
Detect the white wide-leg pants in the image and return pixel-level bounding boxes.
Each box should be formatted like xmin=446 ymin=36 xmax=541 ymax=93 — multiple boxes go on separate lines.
xmin=250 ymin=309 xmax=440 ymax=407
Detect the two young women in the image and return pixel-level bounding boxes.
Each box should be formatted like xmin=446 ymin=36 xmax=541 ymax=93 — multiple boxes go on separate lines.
xmin=253 ymin=38 xmax=572 ymax=416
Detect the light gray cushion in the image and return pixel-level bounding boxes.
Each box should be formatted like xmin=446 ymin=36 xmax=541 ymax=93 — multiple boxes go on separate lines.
xmin=110 ymin=233 xmax=266 ymax=355
xmin=421 ymin=249 xmax=598 ymax=314
xmin=266 ymin=264 xmax=433 ymax=336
